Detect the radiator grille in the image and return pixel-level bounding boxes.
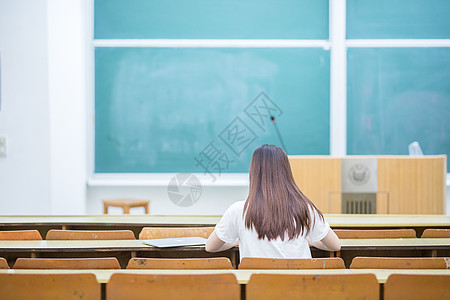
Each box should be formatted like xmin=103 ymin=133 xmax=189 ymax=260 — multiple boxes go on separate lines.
xmin=342 ymin=193 xmax=376 ymax=214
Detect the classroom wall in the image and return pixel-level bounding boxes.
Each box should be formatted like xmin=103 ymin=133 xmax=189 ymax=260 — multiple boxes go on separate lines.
xmin=47 ymin=0 xmax=87 ymax=214
xmin=0 ymin=0 xmax=52 ymax=214
xmin=0 ymin=0 xmax=87 ymax=214
xmin=0 ymin=1 xmax=449 ymax=216
xmin=87 ymin=176 xmax=450 ymax=215
xmin=87 ymin=185 xmax=249 ymax=215
xmin=0 ymin=0 xmax=249 ymax=216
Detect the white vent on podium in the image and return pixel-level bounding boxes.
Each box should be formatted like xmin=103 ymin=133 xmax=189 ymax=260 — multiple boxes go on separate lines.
xmin=342 ymin=196 xmax=376 ymax=214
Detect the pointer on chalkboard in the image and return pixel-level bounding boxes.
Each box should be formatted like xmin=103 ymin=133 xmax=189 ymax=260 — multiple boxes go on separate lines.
xmin=270 ymin=116 xmax=287 ymax=154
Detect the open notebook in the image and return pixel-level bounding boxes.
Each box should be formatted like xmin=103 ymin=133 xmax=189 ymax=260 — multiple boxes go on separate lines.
xmin=143 ymin=237 xmax=207 ymax=248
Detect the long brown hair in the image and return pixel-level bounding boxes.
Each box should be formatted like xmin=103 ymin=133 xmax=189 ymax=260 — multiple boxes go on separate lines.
xmin=244 ymin=144 xmax=324 ymax=241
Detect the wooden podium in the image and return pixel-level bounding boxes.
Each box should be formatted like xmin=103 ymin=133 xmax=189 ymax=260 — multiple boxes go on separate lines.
xmin=288 ymin=155 xmax=447 ymax=214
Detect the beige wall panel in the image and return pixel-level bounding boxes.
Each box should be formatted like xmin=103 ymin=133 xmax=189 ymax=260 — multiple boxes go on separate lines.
xmin=328 ymin=192 xmax=342 ymax=214
xmin=376 ymin=192 xmax=389 ymax=214
xmin=289 ymin=156 xmax=342 ymax=213
xmin=378 ymin=156 xmax=446 ymax=214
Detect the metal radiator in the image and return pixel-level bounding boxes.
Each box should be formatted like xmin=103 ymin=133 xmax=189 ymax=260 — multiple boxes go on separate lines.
xmin=342 ymin=193 xmax=376 ymax=214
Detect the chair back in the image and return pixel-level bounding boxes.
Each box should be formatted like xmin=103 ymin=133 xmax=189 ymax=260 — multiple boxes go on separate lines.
xmin=46 ymin=229 xmax=135 ymax=240
xmin=0 ymin=258 xmax=9 ymax=269
xmin=246 ymin=273 xmax=379 ymax=300
xmin=13 ymin=257 xmax=121 ymax=269
xmin=238 ymin=257 xmax=345 ymax=269
xmin=106 ymin=273 xmax=239 ymax=300
xmin=421 ymin=229 xmax=450 ymax=238
xmin=0 ymin=273 xmax=100 ymax=300
xmin=350 ymin=257 xmax=449 ymax=269
xmin=334 ymin=229 xmax=416 ymax=239
xmin=127 ymin=257 xmax=233 ymax=269
xmin=384 ymin=274 xmax=450 ymax=300
xmin=139 ymin=227 xmax=214 ymax=239
xmin=0 ymin=230 xmax=42 ymax=240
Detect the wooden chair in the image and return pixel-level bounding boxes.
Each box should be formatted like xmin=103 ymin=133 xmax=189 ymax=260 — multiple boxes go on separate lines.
xmin=0 ymin=258 xmax=9 ymax=269
xmin=139 ymin=227 xmax=214 ymax=239
xmin=103 ymin=199 xmax=149 ymax=214
xmin=106 ymin=273 xmax=239 ymax=300
xmin=384 ymin=274 xmax=450 ymax=300
xmin=421 ymin=229 xmax=450 ymax=238
xmin=246 ymin=273 xmax=379 ymax=300
xmin=46 ymin=229 xmax=135 ymax=240
xmin=0 ymin=230 xmax=42 ymax=240
xmin=350 ymin=257 xmax=449 ymax=269
xmin=13 ymin=257 xmax=121 ymax=269
xmin=127 ymin=257 xmax=233 ymax=269
xmin=334 ymin=229 xmax=417 ymax=239
xmin=238 ymin=257 xmax=345 ymax=269
xmin=0 ymin=273 xmax=100 ymax=300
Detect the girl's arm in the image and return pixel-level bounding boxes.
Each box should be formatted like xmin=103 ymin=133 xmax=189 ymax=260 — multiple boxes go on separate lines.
xmin=205 ymin=231 xmax=238 ymax=252
xmin=308 ymin=229 xmax=341 ymax=251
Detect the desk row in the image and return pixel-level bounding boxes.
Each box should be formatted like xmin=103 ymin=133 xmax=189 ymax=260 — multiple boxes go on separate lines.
xmin=0 ymin=271 xmax=449 ymax=300
xmin=1 ymin=227 xmax=449 ymax=240
xmin=1 ymin=238 xmax=449 ymax=268
xmin=0 ymin=214 xmax=449 ymax=237
xmin=1 ymin=257 xmax=449 ymax=270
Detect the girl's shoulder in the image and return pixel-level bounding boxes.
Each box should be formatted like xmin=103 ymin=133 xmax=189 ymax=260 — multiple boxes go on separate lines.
xmin=223 ymin=201 xmax=246 ymax=218
xmin=220 ymin=201 xmax=246 ymax=224
xmin=228 ymin=200 xmax=245 ymax=212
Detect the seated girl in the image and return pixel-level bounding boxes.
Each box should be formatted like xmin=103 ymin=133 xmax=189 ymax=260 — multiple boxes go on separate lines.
xmin=206 ymin=144 xmax=340 ymax=258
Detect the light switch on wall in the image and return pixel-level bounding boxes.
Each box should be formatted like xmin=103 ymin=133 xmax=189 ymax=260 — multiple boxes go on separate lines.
xmin=0 ymin=136 xmax=6 ymax=156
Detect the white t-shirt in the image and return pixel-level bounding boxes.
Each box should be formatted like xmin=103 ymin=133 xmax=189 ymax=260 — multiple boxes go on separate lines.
xmin=214 ymin=201 xmax=330 ymax=261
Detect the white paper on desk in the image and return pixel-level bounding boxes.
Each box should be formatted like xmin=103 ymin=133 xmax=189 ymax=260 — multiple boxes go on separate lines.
xmin=142 ymin=237 xmax=207 ymax=248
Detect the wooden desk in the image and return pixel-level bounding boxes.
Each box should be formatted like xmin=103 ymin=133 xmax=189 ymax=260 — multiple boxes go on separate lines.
xmin=1 ymin=268 xmax=449 ymax=284
xmin=0 ymin=240 xmax=238 ymax=269
xmin=2 ymin=269 xmax=448 ymax=300
xmin=1 ymin=239 xmax=449 ymax=268
xmin=339 ymin=238 xmax=450 ymax=250
xmin=326 ymin=214 xmax=450 ymax=229
xmin=0 ymin=214 xmax=448 ymax=238
xmin=1 ymin=238 xmax=447 ymax=251
xmin=337 ymin=238 xmax=450 ymax=267
xmin=0 ymin=215 xmax=221 ymax=239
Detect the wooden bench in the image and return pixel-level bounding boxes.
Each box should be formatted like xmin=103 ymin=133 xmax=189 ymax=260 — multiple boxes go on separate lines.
xmin=334 ymin=229 xmax=417 ymax=239
xmin=421 ymin=229 xmax=450 ymax=238
xmin=384 ymin=274 xmax=450 ymax=300
xmin=246 ymin=273 xmax=379 ymax=299
xmin=0 ymin=230 xmax=42 ymax=240
xmin=238 ymin=257 xmax=345 ymax=269
xmin=0 ymin=258 xmax=9 ymax=269
xmin=13 ymin=257 xmax=121 ymax=269
xmin=350 ymin=257 xmax=449 ymax=269
xmin=103 ymin=199 xmax=149 ymax=214
xmin=106 ymin=273 xmax=239 ymax=300
xmin=127 ymin=257 xmax=233 ymax=269
xmin=0 ymin=273 xmax=100 ymax=300
xmin=46 ymin=229 xmax=135 ymax=240
xmin=139 ymin=227 xmax=214 ymax=239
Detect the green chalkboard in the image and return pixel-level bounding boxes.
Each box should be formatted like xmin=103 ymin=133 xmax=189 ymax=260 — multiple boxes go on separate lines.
xmin=347 ymin=48 xmax=450 ymax=170
xmin=347 ymin=0 xmax=450 ymax=39
xmin=94 ymin=0 xmax=329 ymax=39
xmin=95 ymin=48 xmax=330 ymax=173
